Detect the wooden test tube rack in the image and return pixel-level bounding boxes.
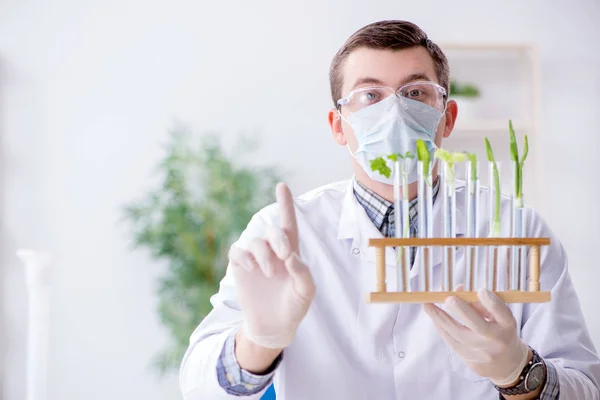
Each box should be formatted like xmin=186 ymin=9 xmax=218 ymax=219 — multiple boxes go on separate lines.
xmin=367 ymin=237 xmax=551 ymax=303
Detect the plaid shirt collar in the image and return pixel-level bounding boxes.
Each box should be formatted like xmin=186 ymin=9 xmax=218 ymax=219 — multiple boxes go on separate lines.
xmin=353 ymin=177 xmax=440 ymax=237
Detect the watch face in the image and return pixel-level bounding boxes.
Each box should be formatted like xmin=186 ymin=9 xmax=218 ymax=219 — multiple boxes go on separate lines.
xmin=524 ymin=363 xmax=545 ymax=391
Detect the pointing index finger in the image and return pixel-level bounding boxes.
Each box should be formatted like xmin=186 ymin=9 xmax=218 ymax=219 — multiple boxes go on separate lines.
xmin=276 ymin=182 xmax=299 ymax=254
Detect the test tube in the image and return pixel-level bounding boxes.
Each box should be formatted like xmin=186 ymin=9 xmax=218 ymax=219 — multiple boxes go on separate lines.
xmin=464 ymin=159 xmax=480 ymax=291
xmin=510 ymin=160 xmax=527 ymax=290
xmin=487 ymin=161 xmax=501 ymax=291
xmin=393 ymin=159 xmax=410 ymax=292
xmin=418 ymin=160 xmax=434 ymax=292
xmin=441 ymin=161 xmax=457 ymax=292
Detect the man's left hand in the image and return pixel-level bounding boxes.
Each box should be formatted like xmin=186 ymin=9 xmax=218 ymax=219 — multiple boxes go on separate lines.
xmin=424 ymin=286 xmax=530 ymax=386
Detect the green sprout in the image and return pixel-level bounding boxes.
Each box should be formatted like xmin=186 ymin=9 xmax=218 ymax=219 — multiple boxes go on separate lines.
xmin=464 ymin=152 xmax=478 ymax=195
xmin=416 ymin=139 xmax=432 ymax=186
xmin=434 ymin=148 xmax=466 ymax=192
xmin=387 ymin=151 xmax=415 ymax=162
xmin=484 ymin=137 xmax=501 ymax=237
xmin=370 ymin=152 xmax=415 ymax=179
xmin=370 ymin=156 xmax=391 ymax=178
xmin=509 ymin=120 xmax=529 ymax=208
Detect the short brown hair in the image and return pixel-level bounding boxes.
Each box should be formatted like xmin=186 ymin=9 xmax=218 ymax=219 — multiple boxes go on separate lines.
xmin=329 ymin=20 xmax=449 ymax=106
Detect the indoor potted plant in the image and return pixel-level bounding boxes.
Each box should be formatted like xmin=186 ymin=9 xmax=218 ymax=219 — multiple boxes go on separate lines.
xmin=450 ymin=79 xmax=481 ymax=122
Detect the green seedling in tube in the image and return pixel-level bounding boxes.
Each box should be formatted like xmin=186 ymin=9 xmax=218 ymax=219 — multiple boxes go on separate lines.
xmin=434 ymin=148 xmax=467 ymax=189
xmin=370 ymin=156 xmax=392 ymax=178
xmin=416 ymin=140 xmax=432 ymax=186
xmin=369 ymin=152 xmax=415 ymax=179
xmin=416 ymin=139 xmax=434 ymax=291
xmin=509 ymin=120 xmax=529 ymax=208
xmin=465 ymin=152 xmax=478 ymax=194
xmin=388 ymin=152 xmax=414 ymax=239
xmin=369 ymin=152 xmax=414 ymax=291
xmin=485 ymin=137 xmax=501 ymax=237
xmin=434 ymin=148 xmax=466 ymax=291
xmin=508 ymin=120 xmax=529 ymax=290
xmin=463 ymin=151 xmax=479 ymax=291
xmin=369 ymin=152 xmax=414 ymax=239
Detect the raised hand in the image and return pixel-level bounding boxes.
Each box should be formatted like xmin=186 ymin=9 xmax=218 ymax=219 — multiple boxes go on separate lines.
xmin=229 ymin=183 xmax=316 ymax=349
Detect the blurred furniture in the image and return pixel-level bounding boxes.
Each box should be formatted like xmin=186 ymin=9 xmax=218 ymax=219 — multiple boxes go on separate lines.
xmin=439 ymin=43 xmax=543 ymax=213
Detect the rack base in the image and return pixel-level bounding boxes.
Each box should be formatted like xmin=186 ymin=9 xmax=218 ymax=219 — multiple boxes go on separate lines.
xmin=367 ymin=291 xmax=551 ymax=304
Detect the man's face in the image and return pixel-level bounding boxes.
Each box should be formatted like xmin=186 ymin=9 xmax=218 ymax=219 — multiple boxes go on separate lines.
xmin=329 ymin=46 xmax=456 ymax=155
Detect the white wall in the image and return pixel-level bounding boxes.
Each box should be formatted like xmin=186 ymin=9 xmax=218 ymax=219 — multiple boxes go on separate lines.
xmin=1 ymin=0 xmax=599 ymax=399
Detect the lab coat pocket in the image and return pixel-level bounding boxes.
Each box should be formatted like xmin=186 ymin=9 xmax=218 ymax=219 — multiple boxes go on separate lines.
xmin=446 ymin=347 xmax=488 ymax=383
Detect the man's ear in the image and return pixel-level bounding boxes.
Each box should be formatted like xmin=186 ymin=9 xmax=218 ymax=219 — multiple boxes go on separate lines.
xmin=328 ymin=108 xmax=347 ymax=146
xmin=443 ymin=99 xmax=458 ymax=139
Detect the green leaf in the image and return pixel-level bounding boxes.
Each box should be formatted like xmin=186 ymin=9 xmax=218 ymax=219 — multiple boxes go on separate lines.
xmin=509 ymin=119 xmax=519 ymax=163
xmin=434 ymin=148 xmax=467 ymax=164
xmin=521 ymin=135 xmax=529 ymax=165
xmin=484 ymin=137 xmax=495 ymax=163
xmin=464 ymin=152 xmax=478 ymax=193
xmin=483 ymin=137 xmax=501 ymax=236
xmin=416 ymin=139 xmax=431 ymax=180
xmin=121 ymin=126 xmax=281 ymax=374
xmin=370 ymin=156 xmax=391 ymax=178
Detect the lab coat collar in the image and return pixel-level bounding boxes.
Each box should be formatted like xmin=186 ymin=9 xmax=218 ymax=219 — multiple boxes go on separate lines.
xmin=337 ymin=178 xmax=360 ymax=240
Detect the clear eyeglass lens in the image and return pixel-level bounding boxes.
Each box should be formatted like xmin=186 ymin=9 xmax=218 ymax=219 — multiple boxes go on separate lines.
xmin=346 ymin=87 xmax=396 ymax=113
xmin=398 ymin=82 xmax=445 ymax=110
xmin=344 ymin=82 xmax=445 ymax=114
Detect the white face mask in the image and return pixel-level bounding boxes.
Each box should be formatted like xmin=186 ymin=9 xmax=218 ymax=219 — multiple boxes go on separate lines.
xmin=341 ymin=95 xmax=444 ymax=185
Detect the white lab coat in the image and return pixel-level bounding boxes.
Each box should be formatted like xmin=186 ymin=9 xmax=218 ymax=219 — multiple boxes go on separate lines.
xmin=179 ymin=179 xmax=600 ymax=399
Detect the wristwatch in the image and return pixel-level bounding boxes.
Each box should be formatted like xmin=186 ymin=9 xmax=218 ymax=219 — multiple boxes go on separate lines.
xmin=495 ymin=347 xmax=546 ymax=396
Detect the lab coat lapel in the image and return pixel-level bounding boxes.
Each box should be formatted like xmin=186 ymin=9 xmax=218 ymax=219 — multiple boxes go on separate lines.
xmin=337 ymin=179 xmax=398 ymax=269
xmin=337 ymin=179 xmax=401 ymax=364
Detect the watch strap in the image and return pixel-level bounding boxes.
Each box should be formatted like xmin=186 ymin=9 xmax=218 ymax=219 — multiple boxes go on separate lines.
xmin=495 ymin=347 xmax=545 ymax=396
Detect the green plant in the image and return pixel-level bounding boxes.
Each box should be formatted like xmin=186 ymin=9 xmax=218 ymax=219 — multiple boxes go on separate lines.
xmin=122 ymin=126 xmax=282 ymax=374
xmin=464 ymin=152 xmax=478 ymax=195
xmin=416 ymin=139 xmax=432 ymax=186
xmin=450 ymin=80 xmax=481 ymax=98
xmin=509 ymin=119 xmax=529 ymax=208
xmin=434 ymin=148 xmax=466 ymax=191
xmin=369 ymin=151 xmax=414 ymax=179
xmin=484 ymin=137 xmax=501 ymax=237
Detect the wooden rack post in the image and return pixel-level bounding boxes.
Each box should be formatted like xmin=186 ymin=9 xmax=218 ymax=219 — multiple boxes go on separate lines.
xmin=375 ymin=247 xmax=386 ymax=292
xmin=529 ymin=245 xmax=540 ymax=291
xmin=367 ymin=237 xmax=550 ymax=304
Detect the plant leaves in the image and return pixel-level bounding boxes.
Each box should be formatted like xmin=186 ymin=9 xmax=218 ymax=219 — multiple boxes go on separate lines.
xmin=370 ymin=156 xmax=391 ymax=178
xmin=121 ymin=127 xmax=281 ymax=374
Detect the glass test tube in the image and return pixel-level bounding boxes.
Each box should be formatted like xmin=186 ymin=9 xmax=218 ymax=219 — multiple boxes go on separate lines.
xmin=418 ymin=160 xmax=434 ymax=292
xmin=510 ymin=160 xmax=527 ymax=290
xmin=441 ymin=161 xmax=457 ymax=292
xmin=487 ymin=161 xmax=501 ymax=291
xmin=464 ymin=160 xmax=480 ymax=291
xmin=393 ymin=160 xmax=410 ymax=292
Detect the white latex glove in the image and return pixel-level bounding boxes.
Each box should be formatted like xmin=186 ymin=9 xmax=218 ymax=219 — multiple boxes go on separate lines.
xmin=229 ymin=183 xmax=316 ymax=349
xmin=424 ymin=286 xmax=530 ymax=386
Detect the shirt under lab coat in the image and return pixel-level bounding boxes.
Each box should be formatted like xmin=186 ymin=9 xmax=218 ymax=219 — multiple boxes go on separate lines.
xmin=179 ymin=178 xmax=600 ymax=400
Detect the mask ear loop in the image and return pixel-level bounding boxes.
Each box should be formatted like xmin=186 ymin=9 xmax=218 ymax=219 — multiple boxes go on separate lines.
xmin=337 ymin=109 xmax=358 ymax=159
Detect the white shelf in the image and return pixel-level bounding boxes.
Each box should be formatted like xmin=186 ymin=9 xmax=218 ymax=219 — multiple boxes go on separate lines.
xmin=438 ymin=42 xmax=543 ymax=213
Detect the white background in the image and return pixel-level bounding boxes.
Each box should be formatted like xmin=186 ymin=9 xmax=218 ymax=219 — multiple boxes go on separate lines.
xmin=1 ymin=0 xmax=599 ymax=399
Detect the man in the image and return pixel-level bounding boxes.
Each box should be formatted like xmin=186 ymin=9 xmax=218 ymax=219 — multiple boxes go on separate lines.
xmin=179 ymin=20 xmax=600 ymax=399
